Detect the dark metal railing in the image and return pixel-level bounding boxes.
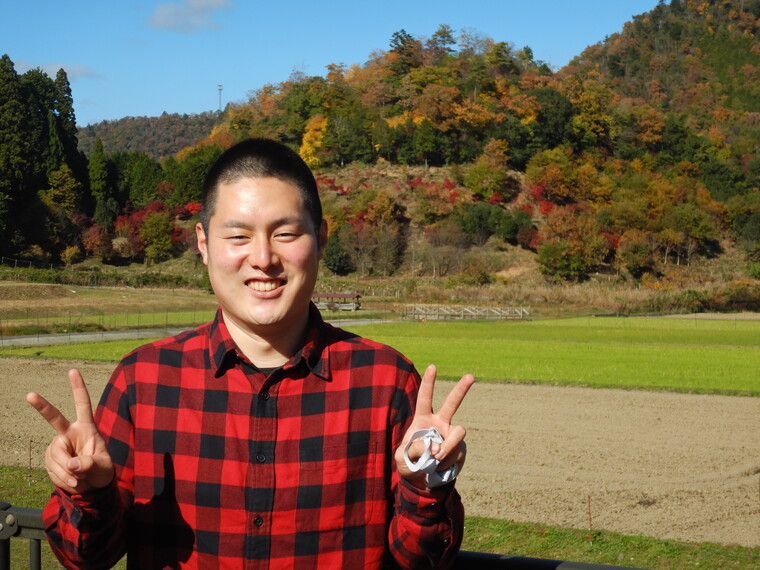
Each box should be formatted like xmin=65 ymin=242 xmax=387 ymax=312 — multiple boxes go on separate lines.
xmin=0 ymin=501 xmax=643 ymax=570
xmin=454 ymin=551 xmax=643 ymax=568
xmin=0 ymin=502 xmax=45 ymax=570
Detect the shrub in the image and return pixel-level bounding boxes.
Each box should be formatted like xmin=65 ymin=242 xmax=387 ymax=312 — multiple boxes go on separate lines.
xmin=708 ymin=281 xmax=760 ymax=312
xmin=22 ymin=244 xmax=51 ymax=264
xmin=537 ymin=241 xmax=589 ymax=282
xmin=140 ymin=211 xmax=174 ymax=264
xmin=323 ymin=234 xmax=354 ymax=276
xmin=60 ymin=245 xmax=83 ymax=266
xmin=640 ymin=289 xmax=708 ymax=314
xmin=617 ymin=229 xmax=655 ymax=279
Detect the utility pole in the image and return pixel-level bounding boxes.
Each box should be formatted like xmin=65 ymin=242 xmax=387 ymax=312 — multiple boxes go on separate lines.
xmin=217 ymin=85 xmax=223 ymax=112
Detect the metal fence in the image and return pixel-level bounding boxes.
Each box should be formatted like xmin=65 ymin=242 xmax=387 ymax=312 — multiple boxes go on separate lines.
xmin=0 ymin=501 xmax=644 ymax=570
xmin=0 ymin=503 xmax=44 ymax=570
xmin=403 ymin=304 xmax=531 ymax=321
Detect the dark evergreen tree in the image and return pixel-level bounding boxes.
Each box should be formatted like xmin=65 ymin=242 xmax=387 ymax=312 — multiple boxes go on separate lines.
xmin=452 ymin=202 xmax=496 ymax=246
xmin=491 ymin=209 xmax=533 ymax=244
xmin=53 ymin=69 xmax=87 ymax=184
xmin=700 ymin=158 xmax=747 ymax=203
xmin=19 ymin=68 xmax=57 ymax=189
xmin=323 ymin=233 xmax=354 ymax=275
xmin=279 ymin=75 xmax=327 ymax=146
xmin=54 ymin=69 xmax=77 ymax=142
xmin=322 ymin=102 xmax=373 ymax=166
xmin=110 ymin=151 xmax=163 ymax=208
xmin=412 ymin=119 xmax=439 ymax=166
xmin=89 ymin=138 xmax=118 ymax=228
xmin=528 ymin=88 xmax=574 ymax=153
xmin=163 ymin=144 xmax=224 ymax=206
xmin=46 ymin=110 xmax=66 ymax=176
xmin=0 ymin=55 xmax=30 ymax=251
xmin=388 ymin=29 xmax=423 ymax=79
xmin=426 ymin=24 xmax=457 ymax=64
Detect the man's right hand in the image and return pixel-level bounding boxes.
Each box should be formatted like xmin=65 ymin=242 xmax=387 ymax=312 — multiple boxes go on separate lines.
xmin=27 ymin=369 xmax=114 ymax=494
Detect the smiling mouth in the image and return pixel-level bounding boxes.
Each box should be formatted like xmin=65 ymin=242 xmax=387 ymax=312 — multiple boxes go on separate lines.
xmin=246 ymin=280 xmax=283 ymax=292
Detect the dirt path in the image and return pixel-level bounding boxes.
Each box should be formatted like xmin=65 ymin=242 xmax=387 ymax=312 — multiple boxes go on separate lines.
xmin=2 ymin=358 xmax=758 ymax=548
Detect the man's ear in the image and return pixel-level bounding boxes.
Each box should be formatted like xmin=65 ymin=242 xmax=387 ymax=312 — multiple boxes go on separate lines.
xmin=196 ymin=222 xmax=209 ymax=265
xmin=317 ymin=219 xmax=328 ymax=258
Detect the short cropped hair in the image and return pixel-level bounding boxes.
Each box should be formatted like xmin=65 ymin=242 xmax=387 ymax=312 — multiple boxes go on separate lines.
xmin=200 ymin=138 xmax=322 ymax=233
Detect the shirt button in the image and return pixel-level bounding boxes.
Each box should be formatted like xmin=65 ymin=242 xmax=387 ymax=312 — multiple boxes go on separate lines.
xmin=254 ymin=516 xmax=264 ymax=527
xmin=256 ymin=453 xmax=266 ymax=463
xmin=259 ymin=392 xmax=270 ymax=401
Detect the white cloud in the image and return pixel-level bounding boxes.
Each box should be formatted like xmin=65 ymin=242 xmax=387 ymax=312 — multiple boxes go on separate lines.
xmin=15 ymin=60 xmax=101 ymax=81
xmin=148 ymin=0 xmax=231 ymax=33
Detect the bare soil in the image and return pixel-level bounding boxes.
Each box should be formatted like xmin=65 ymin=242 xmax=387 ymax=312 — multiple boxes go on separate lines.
xmin=2 ymin=358 xmax=758 ymax=548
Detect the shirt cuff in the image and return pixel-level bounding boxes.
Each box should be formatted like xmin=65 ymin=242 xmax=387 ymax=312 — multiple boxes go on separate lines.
xmin=52 ymin=480 xmax=122 ymax=526
xmin=398 ymin=474 xmax=456 ymax=518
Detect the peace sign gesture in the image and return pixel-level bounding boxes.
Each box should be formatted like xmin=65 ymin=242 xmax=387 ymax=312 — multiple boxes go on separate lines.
xmin=395 ymin=365 xmax=474 ymax=489
xmin=26 ymin=369 xmax=114 ymax=494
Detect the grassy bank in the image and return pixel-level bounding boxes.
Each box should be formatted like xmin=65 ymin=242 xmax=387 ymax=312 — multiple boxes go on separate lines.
xmin=462 ymin=516 xmax=759 ymax=569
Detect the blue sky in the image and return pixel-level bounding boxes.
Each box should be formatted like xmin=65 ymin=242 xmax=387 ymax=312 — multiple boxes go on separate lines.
xmin=3 ymin=0 xmax=662 ymax=127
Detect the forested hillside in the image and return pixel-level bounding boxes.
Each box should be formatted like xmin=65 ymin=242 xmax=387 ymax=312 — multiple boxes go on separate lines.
xmin=0 ymin=0 xmax=757 ymax=302
xmin=77 ymin=112 xmax=219 ymax=159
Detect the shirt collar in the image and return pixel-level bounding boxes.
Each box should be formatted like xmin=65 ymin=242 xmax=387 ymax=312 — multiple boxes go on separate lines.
xmin=208 ymin=304 xmax=332 ymax=382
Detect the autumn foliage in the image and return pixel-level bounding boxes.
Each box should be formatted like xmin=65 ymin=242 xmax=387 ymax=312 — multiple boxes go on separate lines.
xmin=0 ymin=0 xmax=758 ymax=284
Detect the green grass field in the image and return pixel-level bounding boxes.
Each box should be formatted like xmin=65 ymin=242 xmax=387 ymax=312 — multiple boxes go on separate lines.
xmin=349 ymin=317 xmax=760 ymax=395
xmin=6 ymin=316 xmax=753 ymax=395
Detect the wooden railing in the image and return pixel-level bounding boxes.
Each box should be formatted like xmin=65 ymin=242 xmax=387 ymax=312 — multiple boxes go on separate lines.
xmin=403 ymin=304 xmax=531 ymax=320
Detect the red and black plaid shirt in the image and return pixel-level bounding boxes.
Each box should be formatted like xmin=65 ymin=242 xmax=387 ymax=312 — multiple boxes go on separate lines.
xmin=43 ymin=305 xmax=464 ymax=569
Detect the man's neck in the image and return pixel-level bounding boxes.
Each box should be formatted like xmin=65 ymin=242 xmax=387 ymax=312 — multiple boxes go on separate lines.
xmin=222 ymin=311 xmax=310 ymax=369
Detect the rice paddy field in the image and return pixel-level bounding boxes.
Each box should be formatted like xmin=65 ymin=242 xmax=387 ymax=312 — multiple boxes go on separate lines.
xmin=349 ymin=315 xmax=760 ymax=394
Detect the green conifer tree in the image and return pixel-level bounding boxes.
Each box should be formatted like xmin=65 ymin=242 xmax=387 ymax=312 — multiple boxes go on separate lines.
xmin=88 ymin=138 xmax=118 ymax=228
xmin=0 ymin=54 xmax=30 ymax=249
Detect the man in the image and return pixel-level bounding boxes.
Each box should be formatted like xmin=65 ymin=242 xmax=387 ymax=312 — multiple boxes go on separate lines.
xmin=27 ymin=138 xmax=473 ymax=569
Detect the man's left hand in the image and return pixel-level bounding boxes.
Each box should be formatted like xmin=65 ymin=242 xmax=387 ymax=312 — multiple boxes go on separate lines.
xmin=395 ymin=365 xmax=474 ymax=490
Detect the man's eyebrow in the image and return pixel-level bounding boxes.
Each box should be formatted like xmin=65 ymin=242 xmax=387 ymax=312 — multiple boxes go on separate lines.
xmin=219 ymin=216 xmax=306 ymax=229
xmin=219 ymin=219 xmax=254 ymax=229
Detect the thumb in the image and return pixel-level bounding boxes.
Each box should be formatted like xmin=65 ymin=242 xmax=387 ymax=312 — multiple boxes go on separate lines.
xmin=73 ymin=453 xmax=113 ymax=474
xmin=68 ymin=454 xmax=114 ymax=489
xmin=69 ymin=455 xmax=106 ymax=477
xmin=70 ymin=455 xmax=89 ymax=472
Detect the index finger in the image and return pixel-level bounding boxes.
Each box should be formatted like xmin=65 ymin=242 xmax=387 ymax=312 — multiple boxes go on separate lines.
xmin=67 ymin=369 xmax=96 ymax=424
xmin=435 ymin=373 xmax=475 ymax=423
xmin=414 ymin=364 xmax=438 ymax=416
xmin=26 ymin=391 xmax=71 ymax=435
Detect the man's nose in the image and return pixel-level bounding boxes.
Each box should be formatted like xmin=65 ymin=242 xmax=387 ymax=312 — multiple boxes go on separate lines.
xmin=248 ymin=238 xmax=277 ymax=269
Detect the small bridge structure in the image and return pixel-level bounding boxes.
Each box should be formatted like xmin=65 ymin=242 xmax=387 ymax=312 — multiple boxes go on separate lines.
xmin=402 ymin=304 xmax=530 ymax=321
xmin=312 ymin=292 xmax=361 ymax=311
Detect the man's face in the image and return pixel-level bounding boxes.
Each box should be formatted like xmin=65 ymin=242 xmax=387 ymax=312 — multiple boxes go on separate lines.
xmin=196 ymin=176 xmax=326 ymax=338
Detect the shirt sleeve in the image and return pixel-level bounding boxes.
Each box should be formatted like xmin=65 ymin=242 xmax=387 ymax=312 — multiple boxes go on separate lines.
xmin=42 ymin=362 xmax=134 ymax=569
xmin=388 ymin=477 xmax=464 ymax=569
xmin=387 ymin=368 xmax=465 ymax=569
xmin=43 ymin=481 xmax=127 ymax=569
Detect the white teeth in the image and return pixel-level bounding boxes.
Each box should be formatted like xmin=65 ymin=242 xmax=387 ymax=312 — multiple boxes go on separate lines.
xmin=247 ymin=281 xmax=280 ymax=292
